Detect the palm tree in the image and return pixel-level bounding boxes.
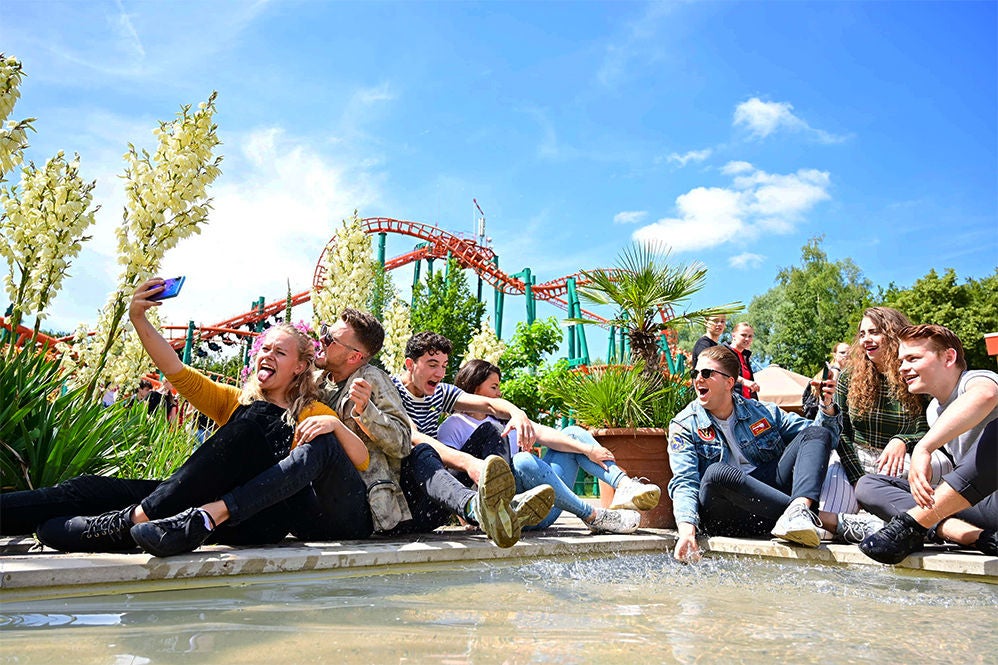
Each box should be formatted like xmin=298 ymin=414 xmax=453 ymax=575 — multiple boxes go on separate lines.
xmin=573 ymin=242 xmax=739 ymax=377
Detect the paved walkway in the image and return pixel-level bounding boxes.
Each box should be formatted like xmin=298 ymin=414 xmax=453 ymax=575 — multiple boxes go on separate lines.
xmin=2 ymin=514 xmax=994 ymax=601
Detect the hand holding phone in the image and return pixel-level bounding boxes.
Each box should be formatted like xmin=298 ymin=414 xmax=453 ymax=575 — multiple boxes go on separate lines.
xmin=155 ymin=276 xmax=186 ymax=300
xmin=812 ymin=362 xmax=832 ymax=400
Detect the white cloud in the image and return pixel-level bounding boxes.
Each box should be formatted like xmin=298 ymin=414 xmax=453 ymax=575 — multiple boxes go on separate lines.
xmin=613 ymin=210 xmax=647 ymax=224
xmin=667 ymin=148 xmax=712 ymax=167
xmin=733 ymin=97 xmax=846 ymax=144
xmin=631 ymin=162 xmax=831 ymax=253
xmin=729 ymin=252 xmax=766 ymax=269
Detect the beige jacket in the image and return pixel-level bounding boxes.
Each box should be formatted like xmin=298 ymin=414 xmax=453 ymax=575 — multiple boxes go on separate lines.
xmin=321 ymin=363 xmax=413 ymax=531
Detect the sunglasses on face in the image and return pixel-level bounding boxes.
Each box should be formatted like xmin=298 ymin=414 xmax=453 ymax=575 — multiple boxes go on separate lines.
xmin=319 ymin=323 xmax=365 ymax=355
xmin=690 ymin=368 xmax=733 ymax=381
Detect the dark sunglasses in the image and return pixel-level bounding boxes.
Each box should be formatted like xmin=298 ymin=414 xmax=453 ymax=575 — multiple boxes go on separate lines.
xmin=691 ymin=368 xmax=733 ymax=381
xmin=319 ymin=323 xmax=365 ymax=355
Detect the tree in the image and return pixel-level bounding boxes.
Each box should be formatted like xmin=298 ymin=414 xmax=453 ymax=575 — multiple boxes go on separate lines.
xmin=410 ymin=258 xmax=486 ymax=378
xmin=746 ymin=236 xmax=872 ymax=375
xmin=574 ymin=242 xmax=738 ymax=378
xmin=881 ymin=268 xmax=998 ymax=369
xmin=490 ymin=317 xmax=566 ymax=425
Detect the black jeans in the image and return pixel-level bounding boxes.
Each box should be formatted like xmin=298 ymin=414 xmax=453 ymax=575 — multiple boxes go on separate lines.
xmin=446 ymin=421 xmax=512 ymax=486
xmin=4 ymin=402 xmax=302 ymax=545
xmin=699 ymin=426 xmax=833 ymax=537
xmin=1 ymin=475 xmax=161 ymax=536
xmin=855 ymin=419 xmax=998 ymax=531
xmin=386 ymin=441 xmax=480 ymax=535
xmin=222 ymin=431 xmax=372 ymax=541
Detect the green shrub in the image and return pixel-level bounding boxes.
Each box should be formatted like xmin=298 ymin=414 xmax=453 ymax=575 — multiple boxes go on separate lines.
xmin=0 ymin=350 xmax=196 ymax=490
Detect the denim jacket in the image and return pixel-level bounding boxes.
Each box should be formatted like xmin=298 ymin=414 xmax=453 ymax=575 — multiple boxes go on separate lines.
xmin=667 ymin=393 xmax=841 ymax=528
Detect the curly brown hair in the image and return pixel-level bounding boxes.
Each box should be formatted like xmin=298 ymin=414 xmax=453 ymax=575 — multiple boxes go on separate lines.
xmin=846 ymin=307 xmax=923 ymax=417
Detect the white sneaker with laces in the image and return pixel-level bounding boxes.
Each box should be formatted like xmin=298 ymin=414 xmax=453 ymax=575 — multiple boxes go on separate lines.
xmin=771 ymin=501 xmax=822 ymax=548
xmin=587 ymin=508 xmax=641 ymax=534
xmin=836 ymin=512 xmax=885 ymax=545
xmin=609 ymin=477 xmax=661 ymax=511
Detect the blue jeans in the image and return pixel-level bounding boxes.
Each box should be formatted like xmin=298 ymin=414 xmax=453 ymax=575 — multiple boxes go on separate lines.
xmin=511 ymin=426 xmax=627 ymax=529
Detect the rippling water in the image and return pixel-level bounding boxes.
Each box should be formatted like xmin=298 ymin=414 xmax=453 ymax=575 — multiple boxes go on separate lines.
xmin=1 ymin=554 xmax=995 ymax=664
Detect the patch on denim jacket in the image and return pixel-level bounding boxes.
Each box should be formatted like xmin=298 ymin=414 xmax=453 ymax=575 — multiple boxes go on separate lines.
xmin=670 ymin=434 xmax=687 ymax=451
xmin=749 ymin=418 xmax=772 ymax=436
xmin=696 ymin=425 xmax=716 ymax=442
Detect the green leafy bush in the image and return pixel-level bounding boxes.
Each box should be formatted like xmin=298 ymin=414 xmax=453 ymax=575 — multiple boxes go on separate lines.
xmin=0 ymin=350 xmax=195 ymax=490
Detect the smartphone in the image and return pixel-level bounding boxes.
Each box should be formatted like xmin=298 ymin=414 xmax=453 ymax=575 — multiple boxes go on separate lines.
xmin=813 ymin=362 xmax=832 ymax=399
xmin=155 ymin=276 xmax=186 ymax=300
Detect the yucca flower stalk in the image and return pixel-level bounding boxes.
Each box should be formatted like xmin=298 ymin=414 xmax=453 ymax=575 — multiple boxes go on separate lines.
xmin=0 ymin=53 xmax=34 ymax=180
xmin=380 ymin=294 xmax=412 ymax=375
xmin=1 ymin=151 xmax=99 ymax=343
xmin=77 ymin=93 xmax=222 ymax=396
xmin=312 ymin=211 xmax=375 ymax=326
xmin=463 ymin=317 xmax=506 ymax=366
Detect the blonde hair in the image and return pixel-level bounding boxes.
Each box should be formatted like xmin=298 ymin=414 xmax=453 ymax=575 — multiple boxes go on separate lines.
xmin=239 ymin=323 xmax=321 ymax=425
xmin=846 ymin=307 xmax=922 ymax=417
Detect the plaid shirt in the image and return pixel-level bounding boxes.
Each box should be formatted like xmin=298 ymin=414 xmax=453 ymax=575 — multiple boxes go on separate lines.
xmin=835 ymin=368 xmax=929 ymax=485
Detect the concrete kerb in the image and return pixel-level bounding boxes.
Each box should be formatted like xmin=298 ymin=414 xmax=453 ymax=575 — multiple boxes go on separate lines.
xmin=1 ymin=525 xmax=995 ymax=602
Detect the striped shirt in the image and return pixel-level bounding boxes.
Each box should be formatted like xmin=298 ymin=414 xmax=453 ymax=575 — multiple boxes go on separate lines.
xmin=390 ymin=375 xmax=464 ymax=438
xmin=834 ymin=368 xmax=929 ymax=485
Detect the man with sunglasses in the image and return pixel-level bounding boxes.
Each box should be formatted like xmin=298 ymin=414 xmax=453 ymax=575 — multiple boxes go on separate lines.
xmin=668 ymin=346 xmax=876 ymax=562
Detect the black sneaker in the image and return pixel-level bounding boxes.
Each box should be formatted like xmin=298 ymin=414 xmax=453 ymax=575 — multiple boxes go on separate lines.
xmin=974 ymin=529 xmax=998 ymax=557
xmin=859 ymin=513 xmax=927 ymax=564
xmin=35 ymin=505 xmax=137 ymax=552
xmin=130 ymin=507 xmax=216 ymax=557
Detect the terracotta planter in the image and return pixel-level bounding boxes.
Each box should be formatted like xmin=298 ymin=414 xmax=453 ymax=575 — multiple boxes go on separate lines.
xmin=593 ymin=427 xmax=675 ymax=529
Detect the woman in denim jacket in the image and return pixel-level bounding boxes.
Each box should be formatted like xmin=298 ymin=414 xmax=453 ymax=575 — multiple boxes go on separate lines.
xmin=668 ymin=346 xmax=881 ymax=562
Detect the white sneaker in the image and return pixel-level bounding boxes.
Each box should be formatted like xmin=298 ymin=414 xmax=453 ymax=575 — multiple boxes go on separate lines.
xmin=771 ymin=502 xmax=822 ymax=548
xmin=609 ymin=477 xmax=661 ymax=511
xmin=588 ymin=508 xmax=641 ymax=534
xmin=836 ymin=512 xmax=885 ymax=545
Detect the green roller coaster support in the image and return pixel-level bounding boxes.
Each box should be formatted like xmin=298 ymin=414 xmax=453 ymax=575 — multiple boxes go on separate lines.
xmin=492 ymin=256 xmax=503 ymax=338
xmin=565 ymin=277 xmax=590 ymax=368
xmin=509 ymin=268 xmax=536 ymax=325
xmin=607 ymin=326 xmax=618 ymax=364
xmin=426 ymin=257 xmax=435 ymax=276
xmin=182 ymin=321 xmax=195 ymax=365
xmin=660 ymin=335 xmax=686 ymax=375
xmin=377 ymin=232 xmax=387 ymax=266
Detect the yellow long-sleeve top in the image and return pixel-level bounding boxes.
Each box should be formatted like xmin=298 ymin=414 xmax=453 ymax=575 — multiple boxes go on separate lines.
xmin=166 ymin=365 xmax=369 ymax=471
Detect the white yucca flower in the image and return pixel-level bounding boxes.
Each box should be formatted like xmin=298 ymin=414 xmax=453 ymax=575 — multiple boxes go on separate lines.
xmin=0 ymin=151 xmax=98 ymax=335
xmin=0 ymin=54 xmax=33 ymax=180
xmin=312 ymin=211 xmax=376 ymax=325
xmin=76 ymin=93 xmax=222 ymax=393
xmin=381 ymin=295 xmax=413 ymax=376
xmin=463 ymin=317 xmax=506 ymax=366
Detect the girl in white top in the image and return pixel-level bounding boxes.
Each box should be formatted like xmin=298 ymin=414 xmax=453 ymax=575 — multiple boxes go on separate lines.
xmin=437 ymin=360 xmax=661 ymax=534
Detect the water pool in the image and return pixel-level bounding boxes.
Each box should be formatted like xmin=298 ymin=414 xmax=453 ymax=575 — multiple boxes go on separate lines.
xmin=1 ymin=553 xmax=994 ymax=664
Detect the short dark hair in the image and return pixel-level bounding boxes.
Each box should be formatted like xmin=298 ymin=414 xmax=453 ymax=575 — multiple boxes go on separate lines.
xmin=341 ymin=308 xmax=385 ymax=356
xmin=405 ymin=331 xmax=452 ymax=360
xmin=454 ymin=359 xmax=501 ymax=393
xmin=898 ymin=324 xmax=967 ymax=371
xmin=138 ymin=379 xmax=153 ymax=391
xmin=698 ymin=345 xmax=741 ymax=379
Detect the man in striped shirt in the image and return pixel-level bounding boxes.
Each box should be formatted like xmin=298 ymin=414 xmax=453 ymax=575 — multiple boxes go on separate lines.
xmin=390 ymin=331 xmax=553 ymax=547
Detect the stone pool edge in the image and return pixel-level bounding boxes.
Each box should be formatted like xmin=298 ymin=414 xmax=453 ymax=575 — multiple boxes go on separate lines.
xmin=1 ymin=523 xmax=995 ymax=602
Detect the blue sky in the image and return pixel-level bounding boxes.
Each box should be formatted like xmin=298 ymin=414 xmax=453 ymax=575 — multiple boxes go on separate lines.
xmin=3 ymin=1 xmax=996 ymax=354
